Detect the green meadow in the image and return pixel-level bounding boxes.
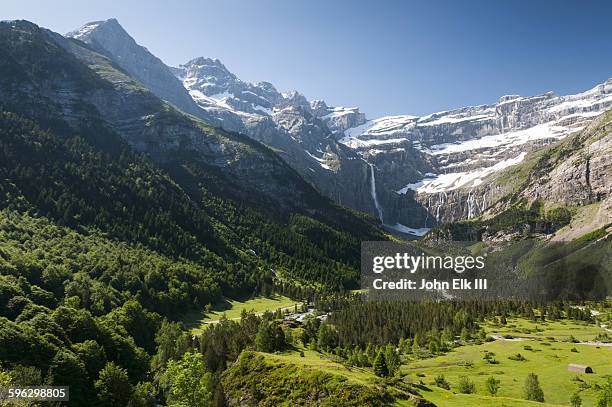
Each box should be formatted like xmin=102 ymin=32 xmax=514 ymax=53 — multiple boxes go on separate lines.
xmin=258 ymin=316 xmax=611 ymax=406
xmin=183 ymin=295 xmax=302 ymax=334
xmin=408 ymin=337 xmax=609 ymax=406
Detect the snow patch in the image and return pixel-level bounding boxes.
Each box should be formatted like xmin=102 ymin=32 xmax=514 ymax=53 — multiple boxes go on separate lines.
xmin=428 ymin=123 xmax=567 ymax=156
xmin=305 ymin=150 xmax=331 ymax=170
xmin=68 ymin=22 xmax=102 ymax=40
xmin=407 ymin=152 xmax=527 ymax=194
xmin=386 ymin=223 xmax=430 ymax=236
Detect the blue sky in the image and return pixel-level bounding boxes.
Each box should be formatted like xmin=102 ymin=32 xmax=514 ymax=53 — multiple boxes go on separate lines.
xmin=3 ymin=0 xmax=612 ymax=117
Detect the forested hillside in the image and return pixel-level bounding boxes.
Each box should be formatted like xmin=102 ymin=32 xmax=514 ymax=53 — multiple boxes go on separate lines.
xmin=0 ymin=20 xmax=385 ymax=406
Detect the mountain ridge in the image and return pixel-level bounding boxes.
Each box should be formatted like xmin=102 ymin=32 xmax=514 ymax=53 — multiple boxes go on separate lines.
xmin=66 ymin=18 xmax=612 ymax=238
xmin=0 ymin=19 xmax=384 ymax=290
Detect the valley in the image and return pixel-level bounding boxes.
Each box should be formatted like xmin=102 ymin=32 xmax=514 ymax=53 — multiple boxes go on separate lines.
xmin=219 ymin=312 xmax=612 ymax=407
xmin=0 ymin=12 xmax=609 ymax=407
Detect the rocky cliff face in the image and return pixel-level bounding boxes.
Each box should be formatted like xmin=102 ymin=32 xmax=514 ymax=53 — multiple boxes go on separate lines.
xmin=66 ymin=20 xmax=246 ymax=133
xmin=66 ymin=21 xmax=386 ymax=222
xmin=488 ymin=110 xmax=612 ymax=215
xmin=174 ymin=45 xmax=611 ymax=236
xmin=436 ymin=110 xmax=612 ymax=243
xmin=172 ymin=56 xmax=385 ymax=217
xmin=2 ymin=21 xmax=345 ymax=215
xmin=66 ymin=19 xmax=612 ymax=238
xmin=341 ymin=80 xmax=612 ymax=233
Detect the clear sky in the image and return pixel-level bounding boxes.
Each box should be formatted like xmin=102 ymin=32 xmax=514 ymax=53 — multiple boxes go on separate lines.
xmin=3 ymin=0 xmax=612 ymax=118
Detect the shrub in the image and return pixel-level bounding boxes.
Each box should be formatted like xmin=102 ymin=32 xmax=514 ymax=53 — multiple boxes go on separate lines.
xmin=508 ymin=353 xmax=527 ymax=361
xmin=458 ymin=376 xmax=475 ymax=394
xmin=434 ymin=374 xmax=450 ymax=390
xmin=570 ymin=391 xmax=582 ymax=407
xmin=486 ymin=376 xmax=501 ymax=396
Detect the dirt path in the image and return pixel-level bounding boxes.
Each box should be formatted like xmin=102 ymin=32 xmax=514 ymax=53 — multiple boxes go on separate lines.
xmin=492 ymin=335 xmax=612 ymax=347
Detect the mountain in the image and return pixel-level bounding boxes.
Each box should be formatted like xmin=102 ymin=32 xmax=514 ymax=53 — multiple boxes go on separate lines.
xmin=425 ymin=109 xmax=612 ymax=244
xmin=0 ymin=18 xmax=397 ymax=406
xmin=172 ymin=57 xmax=395 ymax=220
xmin=341 ymin=80 xmax=612 ymax=231
xmin=1 ymin=17 xmax=610 ymax=407
xmin=169 ymin=30 xmax=612 ymax=236
xmin=0 ymin=19 xmax=384 ymax=290
xmin=66 ymin=18 xmax=245 ymax=132
xmin=66 ymin=21 xmax=391 ymax=232
xmin=66 ymin=19 xmax=611 ymax=240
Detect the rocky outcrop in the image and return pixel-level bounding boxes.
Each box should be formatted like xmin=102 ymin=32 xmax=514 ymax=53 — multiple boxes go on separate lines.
xmin=171 ymin=54 xmax=389 ymax=221
xmin=66 ymin=19 xmax=246 ymax=133
xmin=516 ymin=111 xmax=612 ymax=207
xmin=342 ymin=79 xmax=612 ymax=229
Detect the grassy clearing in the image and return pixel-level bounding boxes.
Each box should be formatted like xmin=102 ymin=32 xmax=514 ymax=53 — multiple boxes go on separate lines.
xmin=183 ymin=295 xmax=301 ymax=334
xmin=261 ymin=317 xmax=610 ymax=406
xmin=416 ymin=387 xmax=567 ymax=407
xmin=265 ymin=348 xmax=375 ymax=386
xmin=407 ymin=339 xmax=610 ymax=406
xmin=403 ymin=317 xmax=611 ymax=406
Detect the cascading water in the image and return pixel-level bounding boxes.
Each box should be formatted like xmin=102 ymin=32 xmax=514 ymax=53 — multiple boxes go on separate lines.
xmin=467 ymin=190 xmax=475 ymax=219
xmin=368 ymin=163 xmax=384 ymax=223
xmin=435 ymin=192 xmax=446 ymax=222
xmin=481 ymin=191 xmax=487 ymax=212
xmin=424 ymin=195 xmax=432 ymax=228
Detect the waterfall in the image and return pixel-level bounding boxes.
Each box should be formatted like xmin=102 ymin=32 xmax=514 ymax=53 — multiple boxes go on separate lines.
xmin=368 ymin=163 xmax=384 ymax=223
xmin=481 ymin=191 xmax=487 ymax=212
xmin=467 ymin=190 xmax=475 ymax=219
xmin=424 ymin=195 xmax=431 ymax=227
xmin=435 ymin=192 xmax=446 ymax=222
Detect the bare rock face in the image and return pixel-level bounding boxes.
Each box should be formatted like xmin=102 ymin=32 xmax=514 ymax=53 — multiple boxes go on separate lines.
xmin=66 ymin=20 xmax=246 ymax=133
xmin=520 ymin=113 xmax=612 ymax=206
xmin=174 ymin=59 xmax=612 ymax=234
xmin=340 ymin=79 xmax=612 ymax=231
xmin=171 ymin=54 xmax=387 ymax=220
xmin=66 ymin=18 xmax=612 ymax=238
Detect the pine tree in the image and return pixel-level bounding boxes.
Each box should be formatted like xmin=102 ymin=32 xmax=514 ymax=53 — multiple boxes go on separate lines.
xmin=412 ymin=335 xmax=420 ymax=355
xmin=384 ymin=345 xmax=400 ymax=376
xmin=373 ymin=350 xmax=389 ymax=378
xmin=255 ymin=322 xmax=275 ymax=352
xmin=460 ymin=327 xmax=470 ymax=341
xmin=398 ymin=338 xmax=406 ymax=354
xmin=524 ymin=373 xmax=545 ymax=402
xmin=570 ymin=391 xmax=582 ymax=407
xmin=317 ymin=323 xmax=338 ymax=352
xmin=428 ymin=338 xmax=440 ymax=354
